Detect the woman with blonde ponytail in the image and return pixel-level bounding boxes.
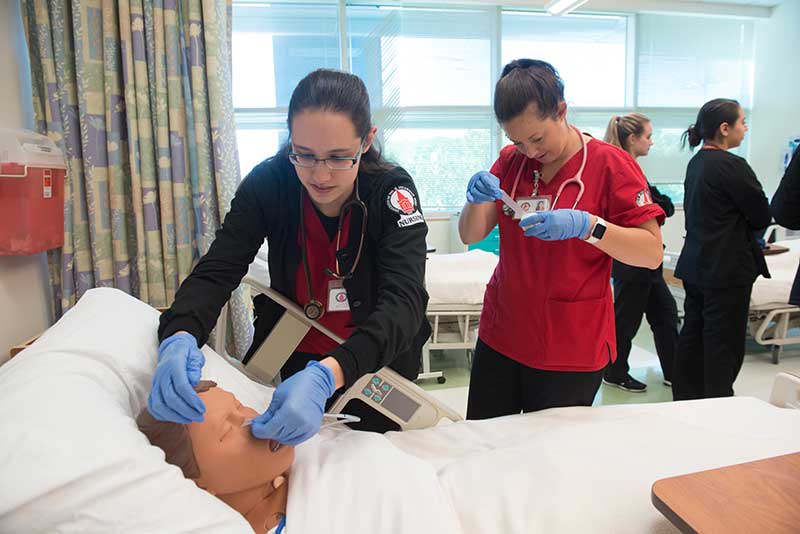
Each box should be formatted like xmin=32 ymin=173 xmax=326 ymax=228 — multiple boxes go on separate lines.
xmin=601 ymin=113 xmax=678 ymax=393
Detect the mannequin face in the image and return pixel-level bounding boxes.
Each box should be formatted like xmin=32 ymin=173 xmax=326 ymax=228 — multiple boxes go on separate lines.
xmin=188 ymin=386 xmax=294 ymax=496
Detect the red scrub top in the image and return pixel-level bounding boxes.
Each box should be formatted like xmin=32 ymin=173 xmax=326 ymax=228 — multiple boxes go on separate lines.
xmin=478 ymin=138 xmax=665 ymax=372
xmin=294 ymin=195 xmax=355 ymax=355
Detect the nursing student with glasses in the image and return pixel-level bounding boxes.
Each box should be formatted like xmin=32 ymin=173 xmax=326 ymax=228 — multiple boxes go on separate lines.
xmin=460 ymin=59 xmax=666 ymax=419
xmin=149 ymin=69 xmax=431 ymax=444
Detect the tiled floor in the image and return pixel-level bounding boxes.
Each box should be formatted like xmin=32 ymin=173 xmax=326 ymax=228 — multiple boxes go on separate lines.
xmin=418 ymin=328 xmax=800 ymax=419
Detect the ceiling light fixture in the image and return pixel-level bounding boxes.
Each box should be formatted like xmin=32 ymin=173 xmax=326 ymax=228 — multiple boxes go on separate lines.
xmin=544 ymin=0 xmax=588 ymax=16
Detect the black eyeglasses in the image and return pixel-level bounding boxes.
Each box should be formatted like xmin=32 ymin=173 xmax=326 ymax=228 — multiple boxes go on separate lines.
xmin=289 ymin=140 xmax=365 ymax=171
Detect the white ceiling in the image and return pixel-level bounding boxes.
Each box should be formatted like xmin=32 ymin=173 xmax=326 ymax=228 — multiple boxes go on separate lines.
xmin=695 ymin=0 xmax=781 ymax=5
xmin=560 ymin=0 xmax=783 ymax=18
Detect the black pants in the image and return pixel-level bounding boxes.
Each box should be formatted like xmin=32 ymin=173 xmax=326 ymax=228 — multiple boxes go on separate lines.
xmin=673 ymin=283 xmax=752 ymax=400
xmin=607 ymin=276 xmax=678 ymax=382
xmin=466 ymin=338 xmax=604 ymax=420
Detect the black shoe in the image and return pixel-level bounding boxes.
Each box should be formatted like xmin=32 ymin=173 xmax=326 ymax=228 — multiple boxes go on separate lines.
xmin=603 ymin=374 xmax=647 ymax=392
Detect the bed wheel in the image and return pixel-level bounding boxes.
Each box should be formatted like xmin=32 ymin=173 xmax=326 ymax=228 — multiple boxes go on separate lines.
xmin=437 ymin=376 xmax=446 ymax=384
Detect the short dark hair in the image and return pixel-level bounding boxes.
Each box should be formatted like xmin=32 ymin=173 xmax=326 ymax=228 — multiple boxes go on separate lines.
xmin=136 ymin=380 xmax=217 ymax=479
xmin=493 ymin=59 xmax=565 ymax=123
xmin=282 ymin=68 xmax=393 ymax=175
xmin=682 ymin=98 xmax=741 ymax=149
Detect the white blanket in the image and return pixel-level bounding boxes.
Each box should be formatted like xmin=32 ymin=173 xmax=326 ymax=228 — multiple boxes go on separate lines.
xmin=291 ymin=397 xmax=800 ymax=534
xmin=426 ymin=249 xmax=498 ymax=306
xmin=752 ymin=239 xmax=800 ymax=306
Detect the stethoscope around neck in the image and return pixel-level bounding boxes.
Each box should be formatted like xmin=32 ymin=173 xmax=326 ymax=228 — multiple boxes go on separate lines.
xmin=298 ymin=179 xmax=368 ymax=321
xmin=502 ymin=125 xmax=588 ymax=217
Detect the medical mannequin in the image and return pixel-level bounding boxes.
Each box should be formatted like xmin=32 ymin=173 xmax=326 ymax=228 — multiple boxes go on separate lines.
xmin=137 ymin=381 xmax=294 ymax=534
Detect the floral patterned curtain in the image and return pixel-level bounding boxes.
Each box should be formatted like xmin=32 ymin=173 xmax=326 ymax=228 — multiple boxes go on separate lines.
xmin=22 ymin=0 xmax=252 ymax=357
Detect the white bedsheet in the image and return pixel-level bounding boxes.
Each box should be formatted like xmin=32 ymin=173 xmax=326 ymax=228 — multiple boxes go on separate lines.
xmin=292 ymin=397 xmax=800 ymax=534
xmin=751 ymin=239 xmax=800 ymax=306
xmin=426 ymin=249 xmax=498 ymax=306
xmin=3 ymin=288 xmax=799 ymax=534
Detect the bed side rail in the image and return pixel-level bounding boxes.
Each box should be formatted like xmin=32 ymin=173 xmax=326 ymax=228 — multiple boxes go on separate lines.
xmin=769 ymin=372 xmax=800 ymax=409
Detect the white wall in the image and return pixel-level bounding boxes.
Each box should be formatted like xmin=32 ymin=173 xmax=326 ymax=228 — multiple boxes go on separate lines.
xmin=749 ymin=0 xmax=800 ymax=195
xmin=656 ymin=1 xmax=799 ymax=263
xmin=0 ymin=1 xmax=53 ymax=364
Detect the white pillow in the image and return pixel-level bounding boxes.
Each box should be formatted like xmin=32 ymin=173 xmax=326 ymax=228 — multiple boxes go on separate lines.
xmin=0 ymin=288 xmax=270 ymax=533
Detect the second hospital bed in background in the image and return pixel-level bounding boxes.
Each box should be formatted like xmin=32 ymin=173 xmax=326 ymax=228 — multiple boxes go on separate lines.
xmin=216 ymin=244 xmax=499 ymax=383
xmin=665 ymin=236 xmax=800 ymax=364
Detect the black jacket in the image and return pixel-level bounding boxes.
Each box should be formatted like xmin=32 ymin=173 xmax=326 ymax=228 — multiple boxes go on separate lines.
xmin=770 ymin=148 xmax=800 ymax=305
xmin=675 ymin=149 xmax=771 ymax=288
xmin=771 ymin=148 xmax=800 ymax=230
xmin=158 ymin=155 xmax=431 ymax=388
xmin=612 ymin=183 xmax=675 ymax=282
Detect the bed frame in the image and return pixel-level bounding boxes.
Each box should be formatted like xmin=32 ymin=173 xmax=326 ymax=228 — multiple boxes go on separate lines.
xmin=664 ymin=253 xmax=800 ymax=364
xmin=748 ymin=304 xmax=800 ymax=364
xmin=419 ymin=304 xmax=482 ymax=383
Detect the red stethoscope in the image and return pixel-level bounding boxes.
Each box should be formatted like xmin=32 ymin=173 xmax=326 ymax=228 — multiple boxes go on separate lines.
xmin=502 ymin=126 xmax=588 ymax=216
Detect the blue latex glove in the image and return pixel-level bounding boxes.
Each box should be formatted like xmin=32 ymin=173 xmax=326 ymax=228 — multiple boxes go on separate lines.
xmin=147 ymin=332 xmax=206 ymax=424
xmin=250 ymin=361 xmax=337 ymax=446
xmin=466 ymin=171 xmax=503 ymax=204
xmin=520 ymin=209 xmax=591 ymax=241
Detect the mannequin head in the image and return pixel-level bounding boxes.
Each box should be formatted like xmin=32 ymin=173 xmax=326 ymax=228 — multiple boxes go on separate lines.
xmin=137 ymin=381 xmax=295 ymax=496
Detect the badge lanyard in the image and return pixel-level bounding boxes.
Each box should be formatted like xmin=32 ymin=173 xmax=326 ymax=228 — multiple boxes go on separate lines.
xmin=298 ymin=182 xmax=368 ymax=320
xmin=501 ymin=126 xmax=588 ymax=217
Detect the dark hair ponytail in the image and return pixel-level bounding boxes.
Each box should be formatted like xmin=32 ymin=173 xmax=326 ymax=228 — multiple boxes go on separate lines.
xmin=494 ymin=59 xmax=565 ymax=123
xmin=681 ymin=98 xmax=741 ymax=149
xmin=280 ymin=68 xmax=393 ymax=175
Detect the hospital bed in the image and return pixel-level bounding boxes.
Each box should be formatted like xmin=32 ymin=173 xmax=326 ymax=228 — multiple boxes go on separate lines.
xmin=747 ymin=238 xmax=800 ymax=363
xmin=420 ymin=249 xmax=498 ymax=382
xmin=666 ymin=237 xmax=800 ymax=364
xmin=2 ymin=287 xmax=800 ymax=533
xmin=223 ymin=243 xmax=498 ymax=383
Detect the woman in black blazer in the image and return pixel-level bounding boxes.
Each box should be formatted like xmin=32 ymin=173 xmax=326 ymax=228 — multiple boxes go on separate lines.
xmin=673 ymin=98 xmax=771 ymax=400
xmin=771 ymin=147 xmax=800 ymax=305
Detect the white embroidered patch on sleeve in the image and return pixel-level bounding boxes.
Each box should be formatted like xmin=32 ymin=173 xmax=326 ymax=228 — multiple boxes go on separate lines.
xmin=635 ymin=188 xmax=652 ymax=207
xmin=387 ymin=186 xmax=424 ymax=228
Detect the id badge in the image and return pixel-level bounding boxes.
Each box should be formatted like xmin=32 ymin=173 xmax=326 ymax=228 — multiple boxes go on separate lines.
xmin=514 ymin=195 xmax=552 ymax=219
xmin=327 ymin=279 xmax=350 ymax=312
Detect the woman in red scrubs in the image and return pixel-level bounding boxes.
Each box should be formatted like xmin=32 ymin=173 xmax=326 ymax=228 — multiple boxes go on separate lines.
xmin=460 ymin=59 xmax=666 ymax=419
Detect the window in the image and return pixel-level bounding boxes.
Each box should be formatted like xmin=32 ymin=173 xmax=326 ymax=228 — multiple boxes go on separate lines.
xmin=637 ymin=14 xmax=755 ymax=108
xmin=348 ymin=6 xmax=495 ymax=208
xmin=384 ymin=128 xmax=492 ymax=209
xmin=232 ymin=2 xmax=340 ymax=174
xmin=231 ymin=4 xmax=758 ymax=206
xmin=502 ymin=12 xmax=628 ymax=107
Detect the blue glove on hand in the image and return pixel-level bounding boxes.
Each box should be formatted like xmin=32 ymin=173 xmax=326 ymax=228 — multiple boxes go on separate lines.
xmin=519 ymin=209 xmax=591 ymax=241
xmin=147 ymin=332 xmax=206 ymax=424
xmin=466 ymin=171 xmax=503 ymax=204
xmin=250 ymin=361 xmax=337 ymax=446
